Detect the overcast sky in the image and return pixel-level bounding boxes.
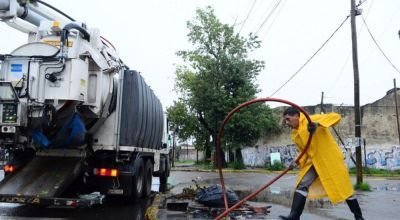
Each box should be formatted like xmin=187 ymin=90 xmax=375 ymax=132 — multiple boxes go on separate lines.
xmin=1 ymin=0 xmax=400 ymax=109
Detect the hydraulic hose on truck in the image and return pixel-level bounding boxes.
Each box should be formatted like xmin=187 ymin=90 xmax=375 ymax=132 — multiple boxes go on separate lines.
xmin=214 ymin=98 xmax=315 ymax=220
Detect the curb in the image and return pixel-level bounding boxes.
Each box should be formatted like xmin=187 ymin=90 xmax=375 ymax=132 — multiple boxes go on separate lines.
xmin=172 ymin=167 xmax=298 ymax=174
xmin=145 ymin=193 xmax=161 ymax=220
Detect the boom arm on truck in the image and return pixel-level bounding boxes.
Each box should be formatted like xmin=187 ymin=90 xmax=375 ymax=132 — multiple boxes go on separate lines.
xmin=0 ymin=0 xmax=171 ymax=207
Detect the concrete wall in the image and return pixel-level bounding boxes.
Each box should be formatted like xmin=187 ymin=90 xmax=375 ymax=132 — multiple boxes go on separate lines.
xmin=242 ymin=89 xmax=400 ymax=170
xmin=175 ymin=145 xmax=204 ymax=161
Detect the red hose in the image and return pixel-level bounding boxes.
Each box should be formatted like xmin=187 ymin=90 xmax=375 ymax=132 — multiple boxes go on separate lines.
xmin=214 ymin=98 xmax=314 ymax=220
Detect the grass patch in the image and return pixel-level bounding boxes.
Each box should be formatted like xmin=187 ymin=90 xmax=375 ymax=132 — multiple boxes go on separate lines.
xmin=193 ymin=160 xmax=213 ymax=169
xmin=265 ymin=160 xmax=285 ymax=171
xmin=175 ymin=159 xmax=195 ymax=164
xmin=349 ymin=167 xmax=400 ymax=176
xmin=227 ymin=160 xmax=246 ymax=170
xmin=354 ymin=182 xmax=371 ymax=191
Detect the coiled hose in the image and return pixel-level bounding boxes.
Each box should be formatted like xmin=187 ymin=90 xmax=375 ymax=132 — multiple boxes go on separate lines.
xmin=214 ymin=98 xmax=314 ymax=220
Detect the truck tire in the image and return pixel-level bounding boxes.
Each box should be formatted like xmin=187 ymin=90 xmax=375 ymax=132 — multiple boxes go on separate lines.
xmin=142 ymin=159 xmax=153 ymax=197
xmin=160 ymin=157 xmax=169 ymax=185
xmin=131 ymin=157 xmax=144 ymax=200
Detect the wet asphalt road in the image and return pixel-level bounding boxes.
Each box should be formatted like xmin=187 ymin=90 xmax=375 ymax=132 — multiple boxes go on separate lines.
xmin=0 ymin=170 xmax=287 ymax=219
xmin=0 ymin=198 xmax=151 ymax=220
xmin=0 ymin=170 xmax=160 ymax=220
xmin=166 ymin=170 xmax=400 ymax=220
xmin=1 ymin=169 xmax=400 ymax=219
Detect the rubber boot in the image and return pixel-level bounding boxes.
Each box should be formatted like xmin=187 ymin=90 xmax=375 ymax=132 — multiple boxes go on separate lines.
xmin=279 ymin=192 xmax=306 ymax=220
xmin=346 ymin=198 xmax=364 ymax=220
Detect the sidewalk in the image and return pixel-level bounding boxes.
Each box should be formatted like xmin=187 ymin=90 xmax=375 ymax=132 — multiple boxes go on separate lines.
xmin=259 ymin=175 xmax=400 ymax=219
xmin=324 ymin=176 xmax=400 ymax=220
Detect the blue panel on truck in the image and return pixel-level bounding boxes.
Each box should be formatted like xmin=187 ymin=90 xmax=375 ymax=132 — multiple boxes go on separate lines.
xmin=119 ymin=70 xmax=164 ymax=148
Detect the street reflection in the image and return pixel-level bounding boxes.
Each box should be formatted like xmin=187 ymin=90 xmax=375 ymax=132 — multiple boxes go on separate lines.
xmin=0 ymin=177 xmax=167 ymax=219
xmin=0 ymin=196 xmax=153 ymax=220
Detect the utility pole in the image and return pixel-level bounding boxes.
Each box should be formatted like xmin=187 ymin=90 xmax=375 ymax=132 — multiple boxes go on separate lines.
xmin=393 ymin=79 xmax=400 ymax=145
xmin=350 ymin=0 xmax=363 ymax=184
xmin=320 ymin=91 xmax=324 ymax=113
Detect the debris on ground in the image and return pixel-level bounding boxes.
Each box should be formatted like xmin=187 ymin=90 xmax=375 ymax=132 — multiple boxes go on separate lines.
xmin=161 ymin=179 xmax=271 ymax=219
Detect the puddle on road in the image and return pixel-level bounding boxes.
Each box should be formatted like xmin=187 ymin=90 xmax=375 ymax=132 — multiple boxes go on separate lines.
xmin=0 ymin=177 xmax=165 ymax=219
xmin=0 ymin=197 xmax=154 ymax=219
xmin=372 ymin=184 xmax=400 ymax=192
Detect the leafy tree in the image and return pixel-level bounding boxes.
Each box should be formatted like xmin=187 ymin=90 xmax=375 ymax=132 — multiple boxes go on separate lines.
xmin=167 ymin=6 xmax=280 ymax=167
xmin=166 ymin=101 xmax=210 ymax=159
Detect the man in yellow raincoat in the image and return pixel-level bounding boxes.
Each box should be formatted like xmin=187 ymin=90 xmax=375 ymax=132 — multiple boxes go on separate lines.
xmin=279 ymin=107 xmax=364 ymax=220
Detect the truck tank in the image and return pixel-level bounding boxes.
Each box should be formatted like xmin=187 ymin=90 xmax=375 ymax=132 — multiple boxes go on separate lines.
xmin=0 ymin=0 xmax=171 ymax=205
xmin=119 ymin=70 xmax=164 ymax=149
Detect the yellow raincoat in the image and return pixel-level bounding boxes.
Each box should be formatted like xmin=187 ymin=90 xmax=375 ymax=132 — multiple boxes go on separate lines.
xmin=292 ymin=112 xmax=353 ymax=204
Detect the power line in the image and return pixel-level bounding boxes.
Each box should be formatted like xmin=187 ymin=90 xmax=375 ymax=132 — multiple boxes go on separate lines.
xmin=260 ymin=0 xmax=287 ymax=40
xmin=361 ymin=15 xmax=400 ymax=75
xmin=239 ymin=0 xmax=257 ymax=33
xmin=269 ymin=16 xmax=350 ymax=97
xmin=254 ymin=0 xmax=282 ymax=36
xmin=251 ymin=0 xmax=276 ymax=31
xmin=249 ymin=0 xmax=276 ymax=33
xmin=356 ymin=0 xmax=368 ymax=8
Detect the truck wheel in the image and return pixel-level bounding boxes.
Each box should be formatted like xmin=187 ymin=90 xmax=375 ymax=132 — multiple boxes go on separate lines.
xmin=131 ymin=157 xmax=144 ymax=200
xmin=160 ymin=157 xmax=169 ymax=185
xmin=142 ymin=159 xmax=153 ymax=197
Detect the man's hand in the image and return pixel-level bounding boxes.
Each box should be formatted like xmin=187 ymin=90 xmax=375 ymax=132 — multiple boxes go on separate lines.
xmin=307 ymin=122 xmax=319 ymax=134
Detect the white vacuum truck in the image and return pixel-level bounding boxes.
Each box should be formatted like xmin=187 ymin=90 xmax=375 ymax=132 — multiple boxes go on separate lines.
xmin=0 ymin=0 xmax=171 ymax=206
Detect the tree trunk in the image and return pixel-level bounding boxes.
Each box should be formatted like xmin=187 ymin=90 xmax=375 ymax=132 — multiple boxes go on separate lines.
xmin=228 ymin=150 xmax=234 ymax=164
xmin=213 ymin=143 xmax=227 ymax=168
xmin=204 ymin=138 xmax=211 ymax=164
xmin=235 ymin=148 xmax=243 ymax=164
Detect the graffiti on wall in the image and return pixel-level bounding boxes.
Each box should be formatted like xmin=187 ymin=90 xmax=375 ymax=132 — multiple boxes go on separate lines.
xmin=242 ymin=145 xmax=297 ymax=168
xmin=362 ymin=146 xmax=400 ymax=169
xmin=242 ymin=145 xmax=400 ymax=170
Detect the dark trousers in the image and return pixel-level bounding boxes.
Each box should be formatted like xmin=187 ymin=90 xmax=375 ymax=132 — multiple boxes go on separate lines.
xmin=296 ymin=166 xmax=317 ymax=196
